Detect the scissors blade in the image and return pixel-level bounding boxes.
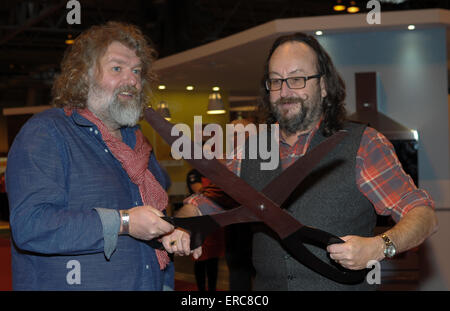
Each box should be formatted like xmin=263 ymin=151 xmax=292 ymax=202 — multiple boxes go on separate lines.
xmin=260 ymin=130 xmax=347 ymax=207
xmin=144 ymin=107 xmax=338 ymax=237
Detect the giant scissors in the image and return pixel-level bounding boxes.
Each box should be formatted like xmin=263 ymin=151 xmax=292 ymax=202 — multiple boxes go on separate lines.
xmin=144 ymin=107 xmax=368 ymax=284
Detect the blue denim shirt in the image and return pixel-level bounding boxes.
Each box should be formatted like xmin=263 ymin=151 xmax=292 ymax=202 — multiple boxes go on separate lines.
xmin=5 ymin=108 xmax=174 ymax=290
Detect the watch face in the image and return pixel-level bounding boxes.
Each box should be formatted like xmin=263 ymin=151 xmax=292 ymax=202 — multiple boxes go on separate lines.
xmin=386 ymin=245 xmax=396 ymax=258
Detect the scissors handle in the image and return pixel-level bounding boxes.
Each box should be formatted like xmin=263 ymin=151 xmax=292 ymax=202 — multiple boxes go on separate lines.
xmin=163 ymin=207 xmax=260 ymax=249
xmin=144 ymin=210 xmax=256 ymax=251
xmin=148 ymin=216 xmax=368 ymax=284
xmin=146 ymin=239 xmax=164 ymax=250
xmin=144 ymin=217 xmax=195 ymax=251
xmin=283 ymin=226 xmax=369 ymax=284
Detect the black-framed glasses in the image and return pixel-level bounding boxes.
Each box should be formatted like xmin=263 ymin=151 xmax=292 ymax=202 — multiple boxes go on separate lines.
xmin=265 ymin=74 xmax=322 ymax=91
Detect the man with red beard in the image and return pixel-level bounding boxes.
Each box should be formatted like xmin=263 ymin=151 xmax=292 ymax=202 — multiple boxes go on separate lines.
xmin=181 ymin=33 xmax=438 ymax=290
xmin=5 ymin=22 xmax=197 ymax=290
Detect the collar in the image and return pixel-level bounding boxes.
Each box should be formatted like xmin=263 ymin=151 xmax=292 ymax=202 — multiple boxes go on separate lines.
xmin=66 ymin=107 xmax=139 ymax=132
xmin=70 ymin=109 xmax=95 ymax=127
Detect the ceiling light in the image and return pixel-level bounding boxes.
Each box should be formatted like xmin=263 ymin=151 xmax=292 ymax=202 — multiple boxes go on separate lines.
xmin=158 ymin=85 xmax=166 ymax=90
xmin=207 ymin=92 xmax=226 ymax=115
xmin=186 ymin=85 xmax=194 ymax=91
xmin=407 ymin=25 xmax=415 ymax=30
xmin=333 ymin=0 xmax=346 ymax=11
xmin=212 ymin=86 xmax=220 ymax=91
xmin=347 ymin=1 xmax=360 ymax=13
xmin=65 ymin=34 xmax=74 ymax=45
xmin=207 ymin=110 xmax=226 ymax=115
xmin=315 ymin=30 xmax=323 ymax=36
xmin=333 ymin=5 xmax=346 ymax=11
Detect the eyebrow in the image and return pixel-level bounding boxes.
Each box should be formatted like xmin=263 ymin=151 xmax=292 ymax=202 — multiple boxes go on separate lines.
xmin=106 ymin=57 xmax=142 ymax=68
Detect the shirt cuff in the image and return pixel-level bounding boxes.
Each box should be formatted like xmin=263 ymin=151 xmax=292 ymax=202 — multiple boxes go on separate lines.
xmin=94 ymin=208 xmax=121 ymax=260
xmin=391 ymin=189 xmax=435 ymax=222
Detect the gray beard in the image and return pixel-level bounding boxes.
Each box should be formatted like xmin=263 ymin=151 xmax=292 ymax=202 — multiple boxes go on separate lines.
xmin=271 ymin=97 xmax=323 ymax=135
xmin=87 ymin=83 xmax=143 ymax=128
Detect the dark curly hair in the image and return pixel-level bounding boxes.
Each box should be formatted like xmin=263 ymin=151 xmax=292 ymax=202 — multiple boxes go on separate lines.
xmin=257 ymin=32 xmax=347 ymax=137
xmin=51 ymin=21 xmax=157 ymax=109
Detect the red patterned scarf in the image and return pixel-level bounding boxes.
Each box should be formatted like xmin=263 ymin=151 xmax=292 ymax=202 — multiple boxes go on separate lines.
xmin=69 ymin=108 xmax=170 ymax=269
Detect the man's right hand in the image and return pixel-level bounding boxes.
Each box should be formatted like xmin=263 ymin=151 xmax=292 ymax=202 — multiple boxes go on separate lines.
xmin=119 ymin=206 xmax=174 ymax=240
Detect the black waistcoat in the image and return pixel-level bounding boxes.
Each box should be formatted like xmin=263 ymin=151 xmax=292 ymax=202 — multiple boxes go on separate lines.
xmin=240 ymin=122 xmax=377 ymax=290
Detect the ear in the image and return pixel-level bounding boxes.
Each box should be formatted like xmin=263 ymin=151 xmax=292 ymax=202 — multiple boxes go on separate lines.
xmin=320 ymin=76 xmax=327 ymax=98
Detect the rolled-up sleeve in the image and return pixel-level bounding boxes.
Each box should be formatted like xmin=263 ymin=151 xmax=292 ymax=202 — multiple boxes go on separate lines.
xmin=94 ymin=208 xmax=121 ymax=259
xmin=356 ymin=127 xmax=434 ymax=222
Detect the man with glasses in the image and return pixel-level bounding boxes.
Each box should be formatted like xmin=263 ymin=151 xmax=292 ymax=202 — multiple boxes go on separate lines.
xmin=181 ymin=32 xmax=437 ymax=290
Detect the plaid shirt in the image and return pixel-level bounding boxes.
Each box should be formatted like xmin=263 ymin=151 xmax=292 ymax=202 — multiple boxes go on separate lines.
xmin=185 ymin=121 xmax=434 ymax=223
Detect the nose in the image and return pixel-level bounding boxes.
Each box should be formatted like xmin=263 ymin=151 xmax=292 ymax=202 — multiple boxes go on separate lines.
xmin=123 ymin=69 xmax=140 ymax=89
xmin=127 ymin=71 xmax=137 ymax=86
xmin=279 ymin=79 xmax=291 ymax=98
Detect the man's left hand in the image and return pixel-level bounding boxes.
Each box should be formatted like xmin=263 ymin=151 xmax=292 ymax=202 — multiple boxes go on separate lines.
xmin=327 ymin=235 xmax=385 ymax=270
xmin=162 ymin=228 xmax=202 ymax=259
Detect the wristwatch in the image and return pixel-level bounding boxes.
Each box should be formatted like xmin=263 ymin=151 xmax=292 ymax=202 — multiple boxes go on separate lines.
xmin=381 ymin=234 xmax=396 ymax=258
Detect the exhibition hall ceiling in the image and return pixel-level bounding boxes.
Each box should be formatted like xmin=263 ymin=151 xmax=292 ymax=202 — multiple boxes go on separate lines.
xmin=0 ymin=0 xmax=447 ymax=108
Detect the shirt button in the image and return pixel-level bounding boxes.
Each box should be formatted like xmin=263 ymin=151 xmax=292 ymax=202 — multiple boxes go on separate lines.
xmin=94 ymin=130 xmax=99 ymax=135
xmin=284 ymin=254 xmax=290 ymax=260
xmin=145 ymin=265 xmax=149 ymax=269
xmin=104 ymin=149 xmax=108 ymax=153
xmin=135 ymin=201 xmax=138 ymax=206
xmin=89 ymin=128 xmax=93 ymax=132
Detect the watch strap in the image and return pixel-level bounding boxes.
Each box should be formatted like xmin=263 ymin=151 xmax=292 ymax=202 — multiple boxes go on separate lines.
xmin=120 ymin=210 xmax=130 ymax=235
xmin=381 ymin=233 xmax=395 ymax=258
